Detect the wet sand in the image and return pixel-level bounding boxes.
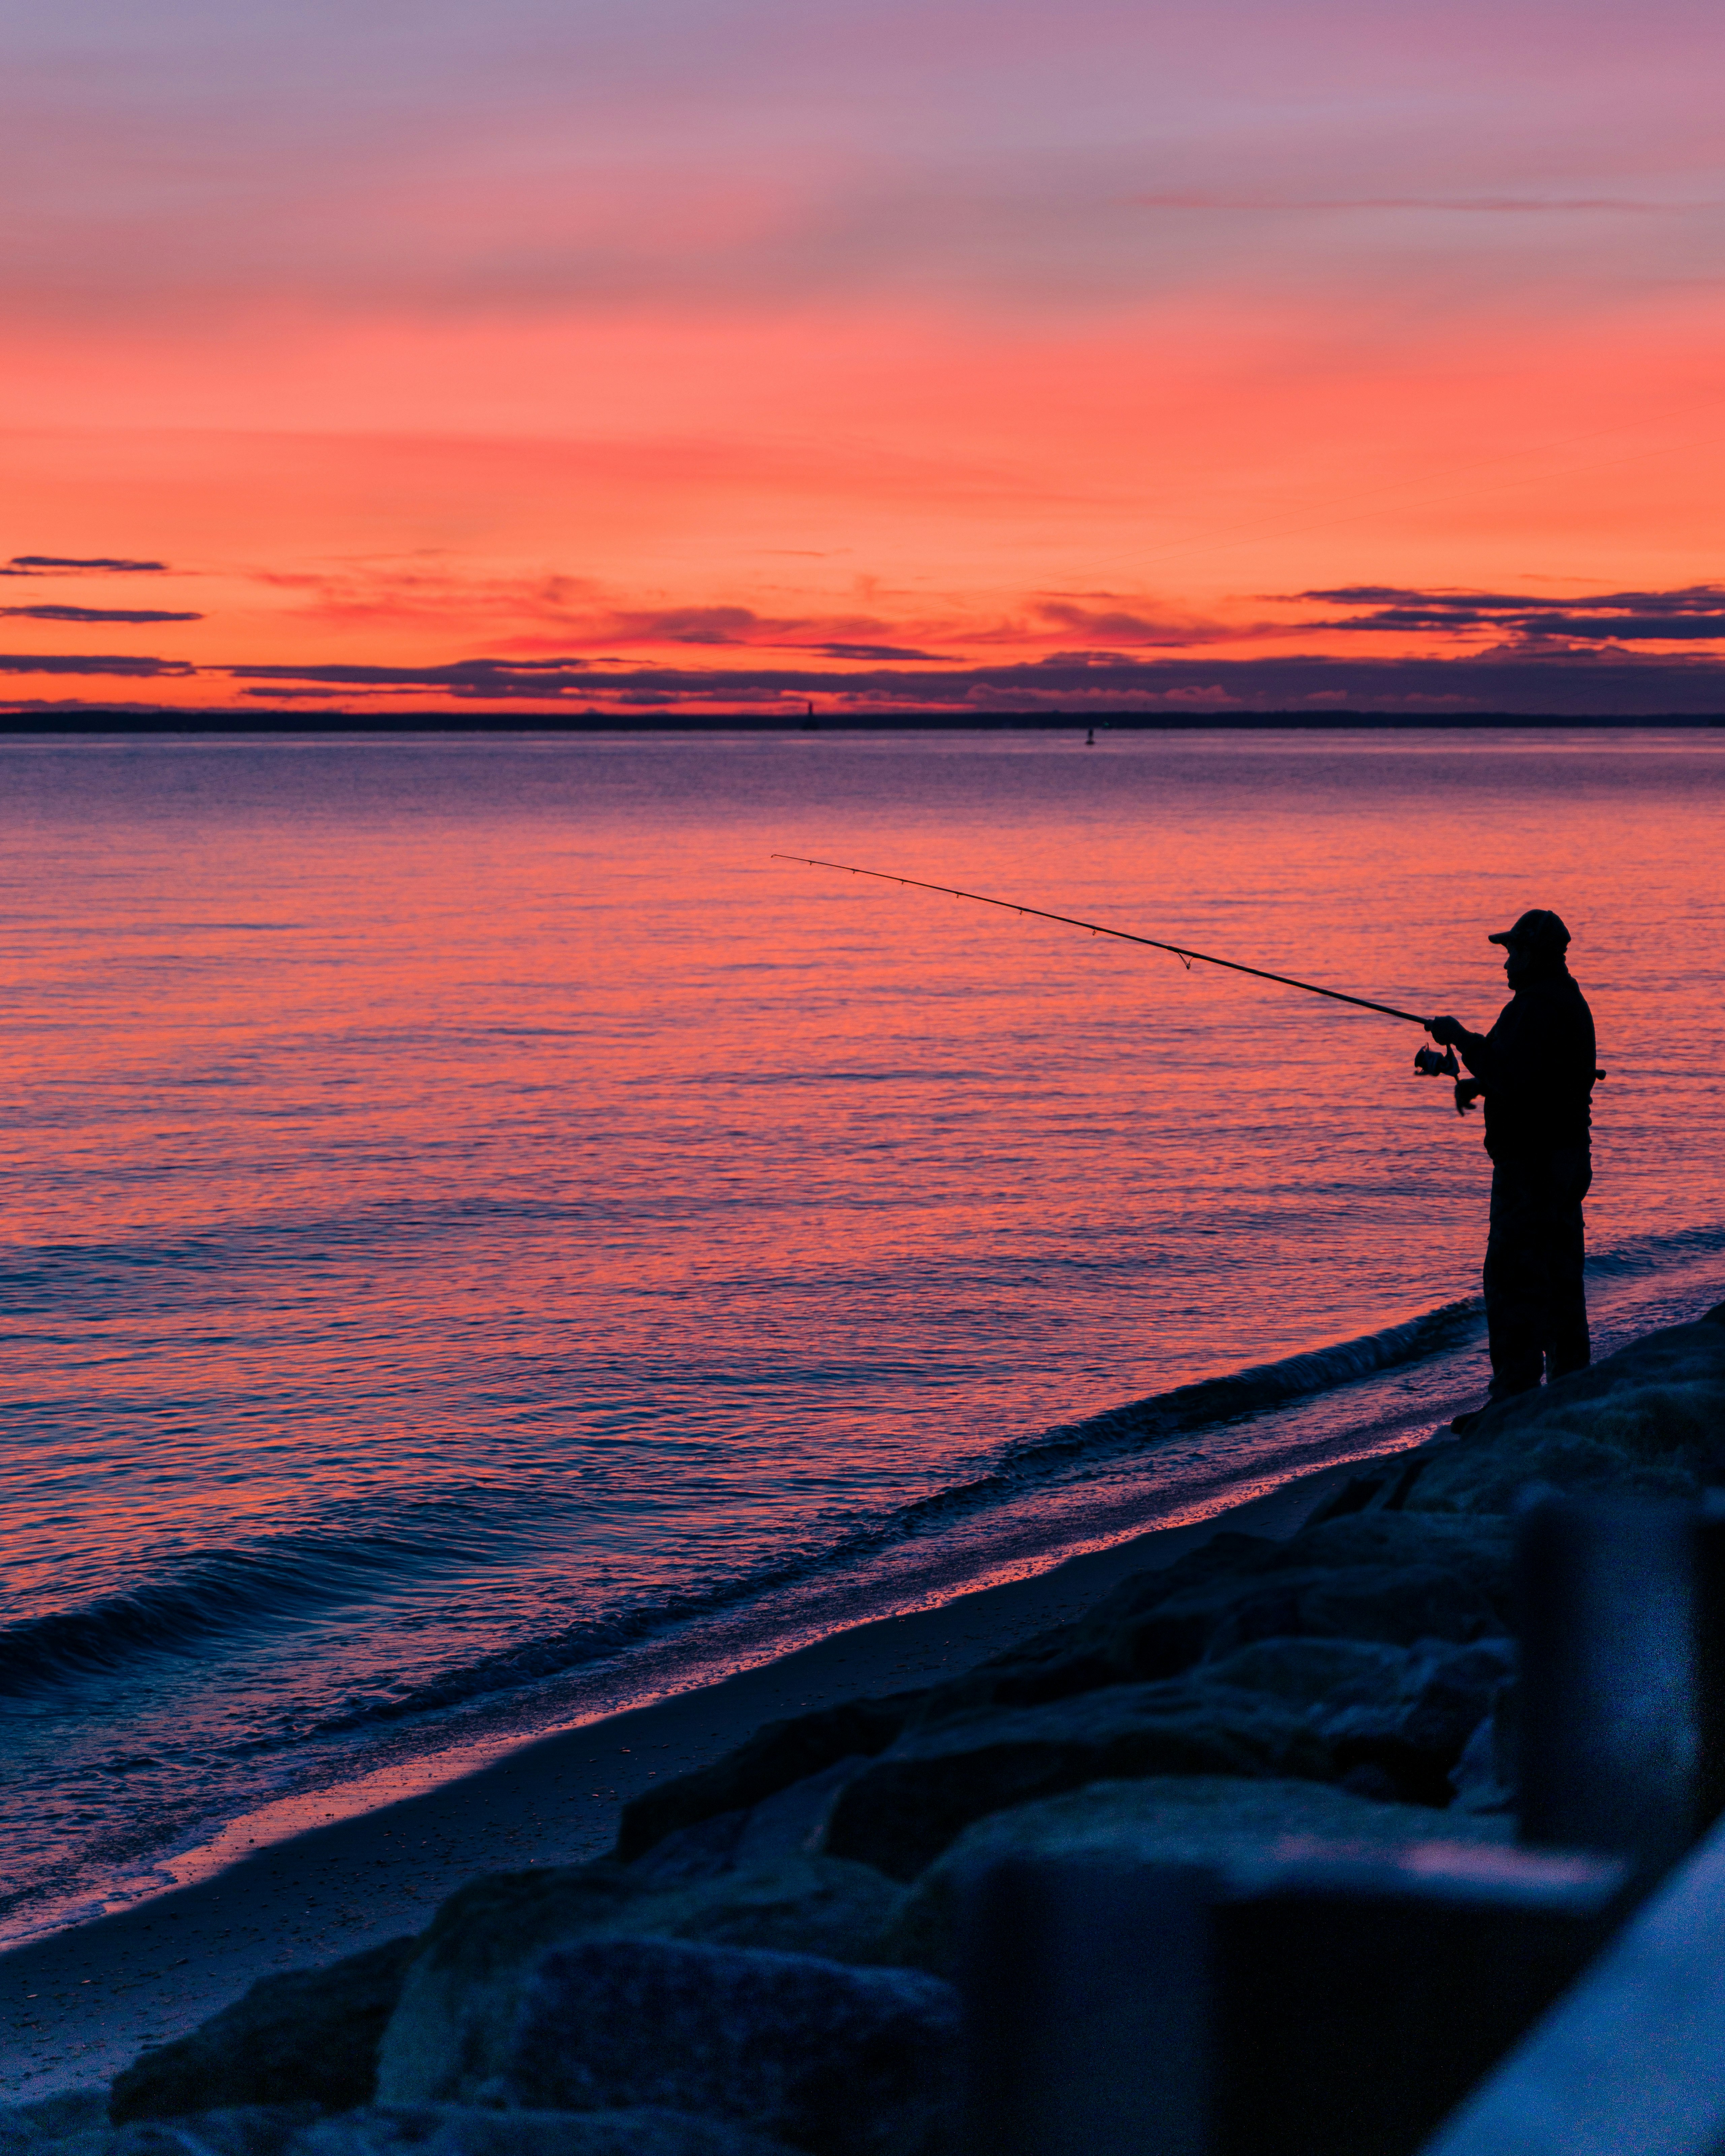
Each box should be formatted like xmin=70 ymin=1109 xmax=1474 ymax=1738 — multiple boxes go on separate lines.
xmin=0 ymin=1445 xmax=1409 ymax=2106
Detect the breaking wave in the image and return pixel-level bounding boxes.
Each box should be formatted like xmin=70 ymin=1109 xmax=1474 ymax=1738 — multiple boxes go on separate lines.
xmin=0 ymin=1529 xmax=502 ymax=1700
xmin=13 ymin=1223 xmax=1721 ymax=1727
xmin=0 ymin=1291 xmax=1478 ymax=1715
xmin=1007 ymin=1296 xmax=1483 ymax=1468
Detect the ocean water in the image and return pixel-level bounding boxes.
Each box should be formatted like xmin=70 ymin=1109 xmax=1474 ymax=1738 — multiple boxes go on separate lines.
xmin=4 ymin=727 xmax=1725 ymax=1947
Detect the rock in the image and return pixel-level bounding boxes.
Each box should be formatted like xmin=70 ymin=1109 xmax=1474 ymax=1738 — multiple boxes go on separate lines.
xmin=620 ymin=1811 xmax=752 ymax=1886
xmin=489 ymin=1938 xmax=959 ymax=2156
xmin=1197 ymin=1634 xmax=1518 ymax=1802
xmin=1300 ymin=1445 xmax=1443 ymax=1524
xmin=1411 ymin=1430 xmax=1701 ymax=1515
xmin=880 ymin=1773 xmax=1518 ymax=1978
xmin=908 ymin=1532 xmax=1279 ymax=1723
xmin=630 ymin=1762 xmax=870 ymax=1887
xmin=731 ymin=1761 xmax=872 ymax=1866
xmin=1289 ymin=1513 xmax=1514 ymax=1610
xmin=822 ymin=1680 xmax=1333 ymax=1880
xmin=1191 ymin=1636 xmax=1414 ymax=1709
xmin=1407 ymin=1302 xmax=1725 ymax=1515
xmin=615 ymin=1697 xmax=925 ymax=1864
xmin=1449 ymin=1713 xmax=1513 ymax=1813
xmin=1173 ymin=1559 xmax=1500 ymax=1671
xmin=1357 ymin=1637 xmax=1515 ymax=1754
xmin=86 ymin=2107 xmax=324 ymax=2156
xmin=299 ymin=2106 xmax=799 ymax=2155
xmin=1124 ymin=1515 xmax=1511 ymax=1684
xmin=0 ymin=2091 xmax=109 ymax=2154
xmin=14 ymin=2112 xmax=794 ymax=2156
xmin=910 ymin=1514 xmax=1511 ymax=1723
xmin=1322 ymin=1637 xmax=1516 ymax=1805
xmin=376 ymin=1859 xmax=905 ymax=2105
xmin=110 ymin=1939 xmax=421 ymax=2123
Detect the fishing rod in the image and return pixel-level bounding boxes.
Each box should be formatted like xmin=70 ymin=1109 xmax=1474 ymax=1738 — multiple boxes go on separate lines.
xmin=772 ymin=852 xmax=1437 ymax=1029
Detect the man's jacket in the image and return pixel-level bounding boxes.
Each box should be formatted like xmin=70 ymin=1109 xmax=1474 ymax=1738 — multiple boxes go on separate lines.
xmin=1453 ymin=969 xmax=1596 ymax=1159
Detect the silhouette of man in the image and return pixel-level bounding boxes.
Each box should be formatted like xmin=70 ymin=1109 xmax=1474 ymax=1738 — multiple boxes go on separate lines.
xmin=1427 ymin=910 xmax=1598 ymax=1430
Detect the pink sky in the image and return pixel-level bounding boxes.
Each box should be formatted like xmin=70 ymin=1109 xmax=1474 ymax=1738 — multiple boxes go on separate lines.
xmin=5 ymin=0 xmax=1724 ymax=712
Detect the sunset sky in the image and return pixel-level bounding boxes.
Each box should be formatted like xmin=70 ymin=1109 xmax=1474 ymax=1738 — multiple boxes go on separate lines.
xmin=6 ymin=0 xmax=1725 ymax=714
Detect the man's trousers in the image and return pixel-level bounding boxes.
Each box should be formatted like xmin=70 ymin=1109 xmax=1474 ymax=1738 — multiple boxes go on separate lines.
xmin=1484 ymin=1147 xmax=1592 ymax=1399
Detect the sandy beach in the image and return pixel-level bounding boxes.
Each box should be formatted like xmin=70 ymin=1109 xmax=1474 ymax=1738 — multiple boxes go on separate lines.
xmin=0 ymin=1447 xmax=1387 ymax=2107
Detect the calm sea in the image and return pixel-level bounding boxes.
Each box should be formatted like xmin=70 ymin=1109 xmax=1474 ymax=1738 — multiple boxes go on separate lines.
xmin=5 ymin=728 xmax=1725 ymax=1945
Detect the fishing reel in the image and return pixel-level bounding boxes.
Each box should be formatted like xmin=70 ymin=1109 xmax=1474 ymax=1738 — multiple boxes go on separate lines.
xmin=1413 ymin=1039 xmax=1484 ymax=1115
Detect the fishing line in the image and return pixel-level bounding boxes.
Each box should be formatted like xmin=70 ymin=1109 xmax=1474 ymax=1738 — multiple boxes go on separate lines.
xmin=772 ymin=852 xmax=1433 ymax=1025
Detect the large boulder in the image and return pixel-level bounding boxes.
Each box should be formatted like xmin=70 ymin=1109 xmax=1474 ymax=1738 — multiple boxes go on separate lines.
xmin=615 ymin=1697 xmax=924 ymax=1864
xmin=110 ymin=1938 xmax=421 ymax=2122
xmin=1200 ymin=1634 xmax=1516 ymax=1802
xmin=0 ymin=2095 xmax=109 ymax=2147
xmin=0 ymin=2092 xmax=110 ymax=2155
xmin=904 ymin=1532 xmax=1278 ymax=1723
xmin=880 ymin=1773 xmax=1518 ymax=1978
xmin=1152 ymin=1557 xmax=1500 ymax=1671
xmin=821 ymin=1680 xmax=1333 ymax=1881
xmin=1410 ymin=1431 xmax=1701 ymax=1515
xmin=302 ymin=2108 xmax=799 ymax=2156
xmin=1190 ymin=1636 xmax=1417 ymax=1711
xmin=1284 ymin=1514 xmax=1514 ymax=1612
xmin=49 ymin=2108 xmax=323 ymax=2156
xmin=376 ymin=1859 xmax=904 ymax=2106
xmin=1407 ymin=1302 xmax=1725 ymax=1515
xmin=7 ymin=2111 xmax=794 ymax=2156
xmin=1318 ymin=1637 xmax=1514 ymax=1762
xmin=488 ymin=1938 xmax=959 ymax=2156
xmin=908 ymin=1514 xmax=1511 ymax=1724
xmin=628 ymin=1762 xmax=871 ymax=1888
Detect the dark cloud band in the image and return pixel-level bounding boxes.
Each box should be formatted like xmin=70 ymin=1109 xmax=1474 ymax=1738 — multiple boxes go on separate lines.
xmin=6 ymin=647 xmax=1725 ymax=716
xmin=1299 ymin=584 xmax=1725 ymax=644
xmin=0 ymin=605 xmax=202 ymax=624
xmin=0 ymin=653 xmax=194 ymax=676
xmin=7 ymin=556 xmax=170 ymax=574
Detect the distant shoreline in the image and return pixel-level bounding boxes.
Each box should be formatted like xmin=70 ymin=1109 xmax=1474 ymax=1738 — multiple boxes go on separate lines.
xmin=2 ymin=711 xmax=1724 ymax=734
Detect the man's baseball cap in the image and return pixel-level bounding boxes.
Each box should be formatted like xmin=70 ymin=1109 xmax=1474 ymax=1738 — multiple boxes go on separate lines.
xmin=1488 ymin=908 xmax=1570 ymax=950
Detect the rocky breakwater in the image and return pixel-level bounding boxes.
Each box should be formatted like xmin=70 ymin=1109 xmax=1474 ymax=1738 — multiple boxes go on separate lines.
xmin=11 ymin=1301 xmax=1725 ymax=2156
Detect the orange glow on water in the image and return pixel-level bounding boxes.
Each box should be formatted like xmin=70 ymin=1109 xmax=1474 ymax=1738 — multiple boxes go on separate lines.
xmin=5 ymin=729 xmax=1725 ymax=1938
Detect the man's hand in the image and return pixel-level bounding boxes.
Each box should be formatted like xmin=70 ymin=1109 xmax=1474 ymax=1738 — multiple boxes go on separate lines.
xmin=1427 ymin=1015 xmax=1467 ymax=1046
